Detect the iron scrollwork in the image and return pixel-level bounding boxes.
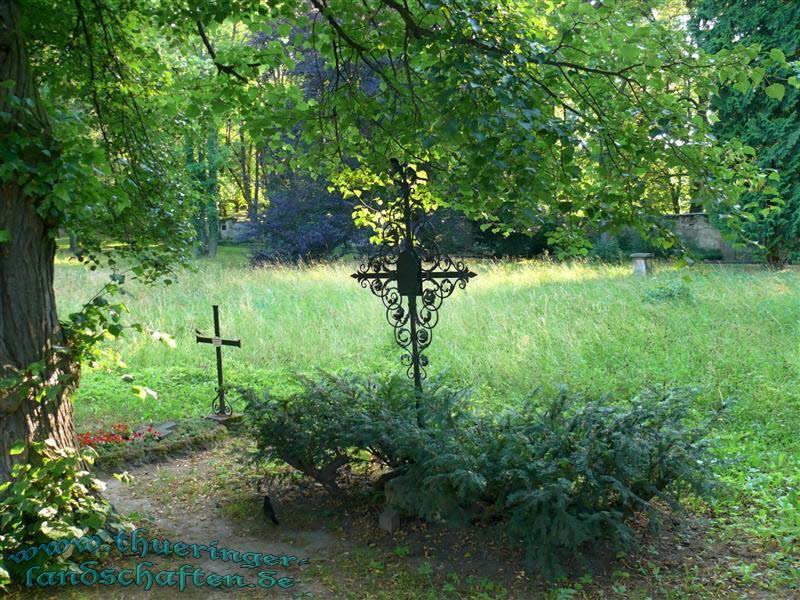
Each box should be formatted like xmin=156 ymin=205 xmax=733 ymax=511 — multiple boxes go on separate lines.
xmin=351 ymin=161 xmax=476 ymax=390
xmin=211 ymin=387 xmax=233 ymax=417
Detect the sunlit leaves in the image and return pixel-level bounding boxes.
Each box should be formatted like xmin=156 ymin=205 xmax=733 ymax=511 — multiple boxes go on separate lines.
xmin=769 ymin=48 xmax=786 ymax=63
xmin=765 ymin=83 xmax=785 ymax=101
xmin=221 ymin=0 xmax=773 ymax=254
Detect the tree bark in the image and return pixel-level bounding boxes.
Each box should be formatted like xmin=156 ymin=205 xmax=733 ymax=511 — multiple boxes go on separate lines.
xmin=254 ymin=148 xmax=260 ymax=217
xmin=0 ymin=0 xmax=80 ymax=483
xmin=670 ymin=175 xmax=681 ymax=214
xmin=185 ymin=137 xmax=208 ymax=256
xmin=240 ymin=126 xmax=255 ymax=220
xmin=206 ymin=130 xmax=219 ymax=257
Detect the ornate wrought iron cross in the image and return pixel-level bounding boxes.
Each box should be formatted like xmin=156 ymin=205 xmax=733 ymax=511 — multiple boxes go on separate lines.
xmin=195 ymin=305 xmax=241 ymax=416
xmin=351 ymin=161 xmax=476 ymax=395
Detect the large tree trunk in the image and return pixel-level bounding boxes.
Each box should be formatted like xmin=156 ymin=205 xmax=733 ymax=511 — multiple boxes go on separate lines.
xmin=186 ymin=141 xmax=209 ymax=256
xmin=0 ymin=0 xmax=80 ymax=484
xmin=670 ymin=175 xmax=681 ymax=214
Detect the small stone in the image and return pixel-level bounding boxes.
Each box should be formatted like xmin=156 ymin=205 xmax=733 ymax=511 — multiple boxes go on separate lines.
xmin=121 ymin=374 xmax=134 ymax=382
xmin=379 ymin=507 xmax=400 ymax=533
xmin=134 ymin=421 xmax=177 ymax=440
xmin=153 ymin=422 xmax=177 ymax=438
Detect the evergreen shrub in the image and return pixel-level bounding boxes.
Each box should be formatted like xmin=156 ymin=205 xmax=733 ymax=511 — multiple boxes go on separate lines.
xmin=242 ymin=372 xmax=724 ymax=575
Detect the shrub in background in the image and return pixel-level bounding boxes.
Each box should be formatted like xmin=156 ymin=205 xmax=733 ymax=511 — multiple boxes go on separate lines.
xmin=249 ymin=177 xmax=370 ymax=265
xmin=248 ymin=171 xmax=558 ymax=263
xmin=242 ymin=371 xmax=724 ymax=576
xmin=616 ymin=227 xmax=665 ymax=256
xmin=589 ymin=225 xmax=728 ymax=263
xmin=683 ymin=246 xmax=724 ymax=262
xmin=589 ymin=227 xmax=673 ymax=262
xmin=473 ymin=227 xmax=554 ymax=258
xmin=588 ymin=235 xmax=624 ymax=263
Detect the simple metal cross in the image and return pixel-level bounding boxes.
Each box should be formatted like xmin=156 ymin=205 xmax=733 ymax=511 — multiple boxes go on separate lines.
xmin=195 ymin=305 xmax=241 ymax=417
xmin=352 ymin=161 xmax=476 ymax=406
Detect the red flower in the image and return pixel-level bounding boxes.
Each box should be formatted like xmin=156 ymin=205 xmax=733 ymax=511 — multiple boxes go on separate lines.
xmin=77 ymin=422 xmax=151 ymax=447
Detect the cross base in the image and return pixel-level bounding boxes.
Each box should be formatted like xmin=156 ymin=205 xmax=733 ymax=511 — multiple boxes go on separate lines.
xmin=204 ymin=413 xmax=244 ymax=430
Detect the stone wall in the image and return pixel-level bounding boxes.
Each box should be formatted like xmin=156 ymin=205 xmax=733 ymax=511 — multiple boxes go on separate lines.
xmin=663 ymin=213 xmax=754 ymax=262
xmin=219 ymin=218 xmax=256 ymax=241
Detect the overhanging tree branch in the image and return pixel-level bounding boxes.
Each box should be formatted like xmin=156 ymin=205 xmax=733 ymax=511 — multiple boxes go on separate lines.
xmin=196 ymin=21 xmax=249 ymax=83
xmin=309 ymin=0 xmax=404 ymax=97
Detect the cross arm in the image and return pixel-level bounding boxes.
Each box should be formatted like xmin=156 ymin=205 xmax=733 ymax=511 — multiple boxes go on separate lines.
xmin=424 ymin=270 xmax=477 ymax=280
xmin=196 ymin=335 xmax=241 ymax=348
xmin=351 ymin=272 xmax=396 ymax=280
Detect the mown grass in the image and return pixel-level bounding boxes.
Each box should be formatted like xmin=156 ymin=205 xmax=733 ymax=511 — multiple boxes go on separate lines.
xmin=55 ymin=247 xmax=800 ymax=578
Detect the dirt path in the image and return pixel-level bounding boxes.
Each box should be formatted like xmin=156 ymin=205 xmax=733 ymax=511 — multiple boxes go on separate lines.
xmin=95 ymin=440 xmax=343 ymax=598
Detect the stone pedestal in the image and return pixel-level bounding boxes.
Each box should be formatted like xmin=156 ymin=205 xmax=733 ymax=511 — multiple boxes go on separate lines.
xmin=631 ymin=253 xmax=654 ymax=275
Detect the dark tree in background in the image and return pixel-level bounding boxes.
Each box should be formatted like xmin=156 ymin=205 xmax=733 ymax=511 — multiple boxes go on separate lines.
xmin=250 ymin=176 xmax=370 ymax=264
xmin=689 ymin=0 xmax=800 ymax=264
xmin=249 ymin=17 xmax=557 ymax=262
xmin=186 ymin=130 xmax=221 ymax=257
xmin=249 ymin=178 xmax=555 ymax=264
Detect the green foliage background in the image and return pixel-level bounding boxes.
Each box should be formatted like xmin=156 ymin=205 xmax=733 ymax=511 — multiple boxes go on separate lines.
xmin=689 ymin=0 xmax=800 ymax=263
